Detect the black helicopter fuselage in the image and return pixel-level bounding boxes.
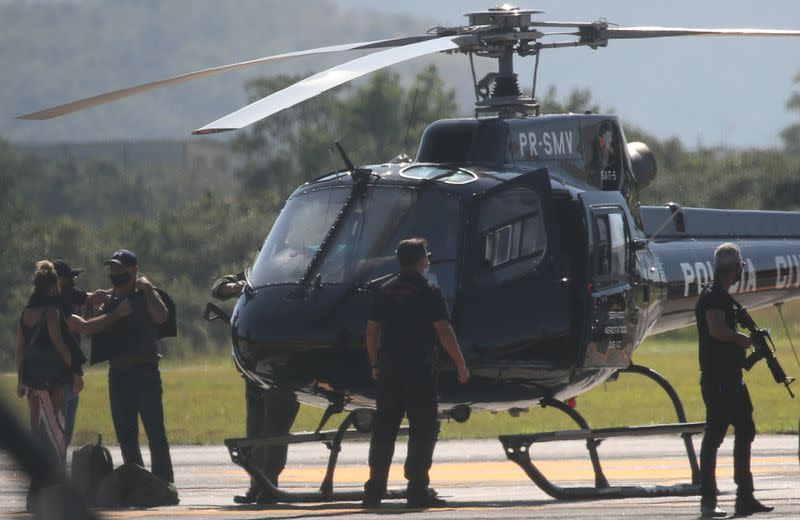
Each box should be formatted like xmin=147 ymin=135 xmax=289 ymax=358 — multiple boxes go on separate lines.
xmin=231 ymin=114 xmax=800 ymax=413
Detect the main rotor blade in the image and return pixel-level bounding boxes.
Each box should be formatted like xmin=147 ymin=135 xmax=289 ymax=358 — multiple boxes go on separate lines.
xmin=193 ymin=35 xmax=463 ymax=135
xmin=16 ymin=35 xmax=437 ymax=121
xmin=604 ymin=26 xmax=800 ymax=39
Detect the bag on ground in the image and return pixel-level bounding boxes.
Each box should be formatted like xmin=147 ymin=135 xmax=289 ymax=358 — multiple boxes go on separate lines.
xmin=96 ymin=463 xmax=179 ymax=507
xmin=70 ymin=433 xmax=113 ymax=505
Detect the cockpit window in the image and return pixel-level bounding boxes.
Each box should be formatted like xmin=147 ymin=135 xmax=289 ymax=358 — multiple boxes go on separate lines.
xmin=312 ymin=187 xmax=460 ymax=299
xmin=251 ymin=188 xmax=349 ymax=285
xmin=250 ymin=186 xmax=461 ymax=301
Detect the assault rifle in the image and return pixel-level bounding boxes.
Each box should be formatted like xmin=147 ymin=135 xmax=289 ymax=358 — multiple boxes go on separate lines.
xmin=733 ymin=303 xmax=796 ymax=398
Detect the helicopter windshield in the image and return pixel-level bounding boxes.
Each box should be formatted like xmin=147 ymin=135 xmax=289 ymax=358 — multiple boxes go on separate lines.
xmin=252 ymin=187 xmax=349 ymax=286
xmin=251 ymin=186 xmax=460 ymax=300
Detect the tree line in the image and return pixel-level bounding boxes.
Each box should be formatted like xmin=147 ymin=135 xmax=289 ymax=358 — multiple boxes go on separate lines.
xmin=2 ymin=67 xmax=800 ymax=369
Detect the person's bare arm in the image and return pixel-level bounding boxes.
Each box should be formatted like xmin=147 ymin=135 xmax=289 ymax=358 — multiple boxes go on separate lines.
xmin=366 ymin=320 xmax=381 ymax=381
xmin=85 ymin=289 xmax=111 ymax=309
xmin=707 ymin=309 xmax=752 ymax=349
xmin=46 ymin=309 xmax=72 ymax=367
xmin=73 ymin=373 xmax=84 ymax=395
xmin=138 ymin=276 xmax=169 ymax=325
xmin=433 ymin=320 xmax=470 ymax=383
xmin=68 ymin=298 xmax=132 ymax=335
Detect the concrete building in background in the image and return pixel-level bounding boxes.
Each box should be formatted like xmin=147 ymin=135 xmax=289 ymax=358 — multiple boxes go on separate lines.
xmin=16 ymin=139 xmax=243 ymax=179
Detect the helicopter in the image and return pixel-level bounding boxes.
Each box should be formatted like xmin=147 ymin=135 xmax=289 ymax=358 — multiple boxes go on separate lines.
xmin=18 ymin=3 xmax=800 ymax=504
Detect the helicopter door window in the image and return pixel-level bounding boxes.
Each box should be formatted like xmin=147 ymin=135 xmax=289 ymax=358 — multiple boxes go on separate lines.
xmin=520 ymin=214 xmax=544 ymax=257
xmin=486 ymin=224 xmax=513 ymax=266
xmin=596 ymin=216 xmax=611 ymax=275
xmin=608 ymin=212 xmax=627 ymax=273
xmin=479 ymin=187 xmax=546 ymax=273
xmin=592 ymin=208 xmax=629 ymax=281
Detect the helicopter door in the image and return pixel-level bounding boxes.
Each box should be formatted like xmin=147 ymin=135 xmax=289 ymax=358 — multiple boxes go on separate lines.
xmin=458 ymin=168 xmax=574 ymax=367
xmin=577 ymin=190 xmax=638 ymax=368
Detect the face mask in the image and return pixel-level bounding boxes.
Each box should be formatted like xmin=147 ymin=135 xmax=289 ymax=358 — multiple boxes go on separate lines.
xmin=109 ymin=272 xmax=132 ymax=288
xmin=62 ymin=279 xmax=75 ymax=290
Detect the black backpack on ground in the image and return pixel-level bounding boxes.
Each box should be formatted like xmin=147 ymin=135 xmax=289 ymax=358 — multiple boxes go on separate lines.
xmin=71 ymin=433 xmax=113 ymax=505
xmin=96 ymin=463 xmax=179 ymax=507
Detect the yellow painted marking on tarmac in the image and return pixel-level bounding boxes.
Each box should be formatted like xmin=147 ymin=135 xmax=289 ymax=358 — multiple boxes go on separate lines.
xmin=215 ymin=456 xmax=795 ymax=484
xmin=99 ymin=500 xmax=676 ymax=519
xmin=103 ymin=509 xmax=362 ymax=518
xmin=101 ymin=507 xmax=501 ymax=518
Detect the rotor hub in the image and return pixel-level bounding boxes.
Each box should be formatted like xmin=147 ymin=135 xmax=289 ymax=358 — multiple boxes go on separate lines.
xmin=466 ymin=4 xmax=542 ymax=29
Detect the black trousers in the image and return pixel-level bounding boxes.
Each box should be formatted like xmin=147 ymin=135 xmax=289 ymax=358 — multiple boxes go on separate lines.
xmin=245 ymin=380 xmax=299 ymax=489
xmin=364 ymin=369 xmax=439 ymax=501
xmin=108 ymin=363 xmax=174 ymax=483
xmin=699 ymin=377 xmax=756 ymax=503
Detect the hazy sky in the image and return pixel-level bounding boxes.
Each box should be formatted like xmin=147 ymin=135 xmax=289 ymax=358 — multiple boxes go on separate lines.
xmin=338 ymin=0 xmax=800 ymax=148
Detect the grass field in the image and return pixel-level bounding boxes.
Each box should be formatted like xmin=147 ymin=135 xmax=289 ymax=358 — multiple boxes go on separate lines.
xmin=2 ymin=338 xmax=798 ymax=446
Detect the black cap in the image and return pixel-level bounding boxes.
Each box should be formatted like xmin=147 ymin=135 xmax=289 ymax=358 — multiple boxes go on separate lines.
xmin=104 ymin=249 xmax=138 ymax=267
xmin=53 ymin=259 xmax=83 ymax=278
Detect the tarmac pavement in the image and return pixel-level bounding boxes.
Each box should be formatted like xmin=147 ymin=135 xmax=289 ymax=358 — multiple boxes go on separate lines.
xmin=1 ymin=434 xmax=798 ymax=519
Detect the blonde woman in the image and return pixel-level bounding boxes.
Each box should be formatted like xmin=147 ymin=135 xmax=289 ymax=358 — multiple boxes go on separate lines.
xmin=16 ymin=261 xmax=131 ymax=462
xmin=16 ymin=260 xmax=76 ymax=463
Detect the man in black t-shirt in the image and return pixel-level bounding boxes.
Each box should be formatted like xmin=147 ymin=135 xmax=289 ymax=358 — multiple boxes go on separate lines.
xmin=695 ymin=242 xmax=772 ymax=518
xmin=99 ymin=249 xmax=175 ymax=485
xmin=362 ymin=237 xmax=470 ymax=509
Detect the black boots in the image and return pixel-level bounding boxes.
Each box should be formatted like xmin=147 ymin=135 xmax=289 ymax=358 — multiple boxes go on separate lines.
xmin=735 ymin=495 xmax=773 ymax=516
xmin=233 ymin=486 xmax=260 ymax=504
xmin=406 ymin=487 xmax=446 ymax=508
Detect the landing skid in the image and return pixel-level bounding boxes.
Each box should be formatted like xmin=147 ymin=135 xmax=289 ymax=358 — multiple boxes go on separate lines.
xmin=224 ymin=364 xmax=704 ymax=504
xmin=225 ymin=404 xmax=409 ymax=503
xmin=499 ymin=364 xmax=704 ymax=500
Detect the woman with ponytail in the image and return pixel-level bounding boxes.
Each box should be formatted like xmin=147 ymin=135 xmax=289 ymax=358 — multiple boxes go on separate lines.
xmin=15 ymin=260 xmax=75 ymax=463
xmin=15 ymin=261 xmax=132 ymax=462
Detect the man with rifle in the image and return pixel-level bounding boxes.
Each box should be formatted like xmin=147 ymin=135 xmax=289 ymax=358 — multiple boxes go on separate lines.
xmin=695 ymin=242 xmax=773 ymax=518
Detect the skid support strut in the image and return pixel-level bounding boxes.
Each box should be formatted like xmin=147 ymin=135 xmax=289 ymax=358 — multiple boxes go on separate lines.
xmin=620 ymin=363 xmax=701 ymax=485
xmin=225 ymin=407 xmax=408 ymax=503
xmin=499 ymin=364 xmax=704 ymax=500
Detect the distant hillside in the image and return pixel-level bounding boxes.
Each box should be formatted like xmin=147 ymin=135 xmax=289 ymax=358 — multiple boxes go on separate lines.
xmin=6 ymin=0 xmax=800 ymax=148
xmin=2 ymin=0 xmax=468 ymax=142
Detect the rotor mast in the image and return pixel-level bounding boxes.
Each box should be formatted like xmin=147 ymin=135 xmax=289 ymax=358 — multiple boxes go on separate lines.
xmin=464 ymin=5 xmax=543 ymax=118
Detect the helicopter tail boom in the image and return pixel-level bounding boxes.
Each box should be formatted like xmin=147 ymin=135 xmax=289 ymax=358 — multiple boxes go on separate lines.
xmin=640 ymin=205 xmax=800 ymax=336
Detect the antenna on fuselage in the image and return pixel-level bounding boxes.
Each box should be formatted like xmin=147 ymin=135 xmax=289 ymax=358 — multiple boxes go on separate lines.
xmin=647 ymin=201 xmax=686 ymax=242
xmin=335 ymin=141 xmax=371 ymax=184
